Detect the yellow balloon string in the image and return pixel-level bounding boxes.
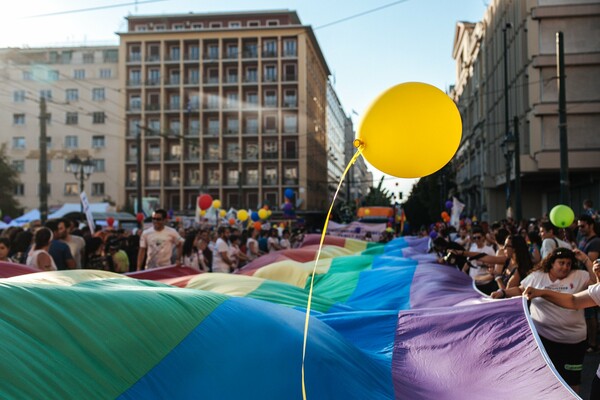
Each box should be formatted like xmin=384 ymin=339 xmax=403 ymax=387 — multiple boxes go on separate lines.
xmin=301 ymin=144 xmax=364 ymax=400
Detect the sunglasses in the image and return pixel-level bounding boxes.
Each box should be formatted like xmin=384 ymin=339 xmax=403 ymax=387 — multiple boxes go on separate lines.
xmin=472 ymin=236 xmax=483 ymax=240
xmin=152 ymin=217 xmax=163 ymax=221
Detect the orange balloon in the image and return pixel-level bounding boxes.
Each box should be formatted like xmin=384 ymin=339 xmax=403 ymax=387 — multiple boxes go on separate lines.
xmin=253 ymin=221 xmax=262 ymax=231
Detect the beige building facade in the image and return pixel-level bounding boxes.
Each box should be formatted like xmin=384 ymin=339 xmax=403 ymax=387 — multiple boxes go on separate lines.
xmin=118 ymin=10 xmax=330 ymax=213
xmin=0 ymin=46 xmax=124 ymax=212
xmin=452 ymin=0 xmax=600 ymax=222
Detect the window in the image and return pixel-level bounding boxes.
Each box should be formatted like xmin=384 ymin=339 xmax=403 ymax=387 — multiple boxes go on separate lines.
xmin=266 ymin=20 xmax=279 ymax=26
xmin=264 ymin=90 xmax=277 ymax=107
xmin=93 ymin=112 xmax=106 ymax=124
xmin=173 ymin=23 xmax=185 ymax=30
xmin=245 ymin=117 xmax=258 ymax=134
xmin=264 ymin=65 xmax=277 ymax=82
xmin=92 ymin=159 xmax=105 ymax=172
xmin=284 ymin=89 xmax=297 ymax=107
xmin=264 ymin=166 xmax=277 ymax=185
xmin=226 ymin=44 xmax=238 ymax=59
xmin=207 ymin=93 xmax=219 ymax=109
xmin=284 ymin=64 xmax=297 ymax=81
xmin=99 ymin=68 xmax=112 ymax=78
xmin=246 ymin=143 xmax=258 ymax=160
xmin=12 ymin=137 xmax=25 ymax=149
xmin=14 ymin=184 xmax=24 ymax=196
xmin=148 ymin=68 xmax=160 ymax=84
xmin=66 ymin=89 xmax=79 ymax=101
xmin=246 ymin=169 xmax=258 ymax=185
xmin=225 ymin=92 xmax=238 ymax=109
xmin=13 ymin=114 xmax=25 ymax=125
xmin=206 ymin=67 xmax=218 ymax=84
xmin=135 ymin=25 xmax=148 ymax=32
xmin=92 ymin=88 xmax=105 ymax=101
xmin=207 ymin=143 xmax=220 ymax=160
xmin=148 ymin=144 xmax=161 ymax=162
xmin=208 ymin=169 xmax=220 ymax=185
xmin=23 ymin=71 xmax=32 ymax=80
xmin=64 ymin=183 xmax=79 ymax=196
xmin=226 ymin=117 xmax=239 ymax=134
xmin=226 ymin=143 xmax=239 ymax=160
xmin=48 ymin=70 xmax=59 ymax=81
xmin=283 ymin=39 xmax=297 ymax=56
xmin=208 ymin=118 xmax=219 ymax=135
xmin=103 ymin=49 xmax=118 ymax=63
xmin=284 ymin=166 xmax=298 ymax=184
xmin=188 ymin=45 xmax=200 ymax=60
xmin=129 ymin=45 xmax=141 ymax=60
xmin=40 ymin=90 xmax=52 ymax=100
xmin=46 ymin=136 xmax=52 ymax=149
xmin=169 ymin=46 xmax=180 ymax=60
xmin=148 ymin=45 xmax=160 ymax=61
xmin=154 ymin=24 xmax=166 ymax=31
xmin=44 ymin=113 xmax=52 ymax=125
xmin=65 ymin=136 xmax=78 ymax=148
xmin=129 ymin=95 xmax=141 ymax=110
xmin=66 ymin=112 xmax=78 ymax=125
xmin=248 ymin=20 xmax=260 ymax=27
xmin=74 ymin=69 xmax=85 ymax=79
xmin=264 ymin=115 xmax=277 ymax=133
xmin=191 ymin=23 xmax=203 ymax=30
xmin=92 ymin=183 xmax=105 ymax=196
xmin=246 ymin=92 xmax=258 ymax=108
xmin=264 ymin=140 xmax=278 ymax=157
xmin=92 ymin=135 xmax=105 ymax=148
xmin=13 ymin=90 xmax=25 ymax=102
xmin=226 ymin=67 xmax=238 ymax=83
xmin=245 ymin=66 xmax=257 ymax=82
xmin=61 ymin=51 xmax=73 ymax=63
xmin=263 ymin=40 xmax=277 ymax=57
xmin=83 ymin=53 xmax=94 ymax=63
xmin=11 ymin=160 xmax=25 ymax=173
xmin=229 ymin=21 xmax=241 ymax=28
xmin=209 ymin=22 xmax=222 ymax=28
xmin=283 ymin=114 xmax=298 ymax=133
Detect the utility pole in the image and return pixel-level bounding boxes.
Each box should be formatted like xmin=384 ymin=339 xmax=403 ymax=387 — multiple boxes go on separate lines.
xmin=513 ymin=116 xmax=522 ymax=221
xmin=557 ymin=31 xmax=570 ymax=205
xmin=503 ymin=22 xmax=513 ymax=215
xmin=39 ymin=97 xmax=48 ymax=224
xmin=135 ymin=125 xmax=144 ymax=216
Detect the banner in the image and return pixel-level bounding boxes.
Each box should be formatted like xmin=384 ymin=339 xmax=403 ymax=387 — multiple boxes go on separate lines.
xmin=80 ymin=191 xmax=95 ymax=232
xmin=450 ymin=196 xmax=465 ymax=229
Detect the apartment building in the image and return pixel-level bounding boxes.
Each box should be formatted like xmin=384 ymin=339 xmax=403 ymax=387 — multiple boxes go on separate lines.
xmin=326 ymin=79 xmax=348 ymax=203
xmin=119 ymin=10 xmax=331 ymax=213
xmin=451 ymin=0 xmax=600 ymax=221
xmin=0 ymin=46 xmax=124 ymax=211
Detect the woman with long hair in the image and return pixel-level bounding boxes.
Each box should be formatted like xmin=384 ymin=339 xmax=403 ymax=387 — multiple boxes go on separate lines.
xmin=491 ymin=247 xmax=595 ymax=394
xmin=26 ymin=228 xmax=57 ymax=271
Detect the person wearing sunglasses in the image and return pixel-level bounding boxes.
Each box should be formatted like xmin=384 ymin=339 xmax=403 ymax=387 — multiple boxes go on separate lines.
xmin=492 ymin=247 xmax=596 ymax=394
xmin=136 ymin=209 xmax=183 ymax=271
xmin=461 ymin=228 xmax=496 ymax=294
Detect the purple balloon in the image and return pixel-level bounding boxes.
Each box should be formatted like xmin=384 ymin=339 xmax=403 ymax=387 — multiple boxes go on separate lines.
xmin=429 ymin=231 xmax=438 ymax=239
xmin=445 ymin=200 xmax=453 ymax=210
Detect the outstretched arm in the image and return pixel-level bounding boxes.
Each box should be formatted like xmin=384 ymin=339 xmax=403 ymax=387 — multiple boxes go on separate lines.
xmin=524 ymin=286 xmax=597 ymax=310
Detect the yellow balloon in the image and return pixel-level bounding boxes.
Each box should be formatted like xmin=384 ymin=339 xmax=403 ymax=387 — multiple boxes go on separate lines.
xmin=258 ymin=209 xmax=268 ymax=220
xmin=365 ymin=209 xmax=371 ymax=215
xmin=219 ymin=209 xmax=226 ymax=217
xmin=238 ymin=209 xmax=248 ymax=221
xmin=212 ymin=199 xmax=222 ymax=209
xmin=200 ymin=210 xmax=206 ymax=216
xmin=357 ymin=82 xmax=462 ymax=178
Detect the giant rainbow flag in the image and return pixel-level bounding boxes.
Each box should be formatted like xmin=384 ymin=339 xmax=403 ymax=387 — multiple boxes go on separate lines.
xmin=0 ymin=235 xmax=578 ymax=399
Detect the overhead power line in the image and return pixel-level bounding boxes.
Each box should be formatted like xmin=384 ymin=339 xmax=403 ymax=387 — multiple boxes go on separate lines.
xmin=22 ymin=0 xmax=167 ymax=19
xmin=314 ymin=0 xmax=410 ymax=31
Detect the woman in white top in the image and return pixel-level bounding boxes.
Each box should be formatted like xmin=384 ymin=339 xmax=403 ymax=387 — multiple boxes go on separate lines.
xmin=525 ymin=258 xmax=600 ymax=400
xmin=26 ymin=228 xmax=57 ymax=271
xmin=491 ymin=247 xmax=595 ymax=394
xmin=246 ymin=228 xmax=260 ymax=261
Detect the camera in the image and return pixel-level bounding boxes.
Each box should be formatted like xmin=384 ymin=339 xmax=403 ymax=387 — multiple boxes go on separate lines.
xmin=444 ymin=251 xmax=457 ymax=265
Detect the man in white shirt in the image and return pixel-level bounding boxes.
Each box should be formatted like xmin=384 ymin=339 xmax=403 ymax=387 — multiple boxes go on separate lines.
xmin=212 ymin=226 xmax=233 ymax=273
xmin=137 ymin=209 xmax=183 ymax=270
xmin=462 ymin=228 xmax=496 ymax=293
xmin=267 ymin=229 xmax=281 ymax=253
xmin=540 ymin=221 xmax=572 ymax=259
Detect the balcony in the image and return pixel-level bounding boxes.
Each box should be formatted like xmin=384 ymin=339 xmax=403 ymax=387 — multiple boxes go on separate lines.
xmin=224 ymin=51 xmax=238 ymax=60
xmin=126 ymin=179 xmax=138 ymax=187
xmin=243 ymin=75 xmax=258 ymax=83
xmin=262 ymin=51 xmax=277 ymax=58
xmin=207 ymin=127 xmax=220 ymax=136
xmin=128 ymin=53 xmax=142 ymax=62
xmin=225 ymin=76 xmax=238 ymax=84
xmin=184 ymin=53 xmax=200 ymax=61
xmin=145 ymin=104 xmax=160 ymax=112
xmin=147 ymin=180 xmax=161 ymax=187
xmin=283 ymin=74 xmax=297 ymax=82
xmin=242 ymin=50 xmax=258 ymax=59
xmin=126 ymin=155 xmax=138 ymax=162
xmin=146 ymin=55 xmax=161 ymax=63
xmin=283 ymin=178 xmax=298 ymax=185
xmin=127 ymin=79 xmax=142 ymax=87
xmin=185 ymin=128 xmax=200 ymax=136
xmin=166 ymin=77 xmax=181 ymax=85
xmin=205 ymin=77 xmax=219 ymax=85
xmin=146 ymin=79 xmax=161 ymax=86
xmin=165 ymin=103 xmax=181 ymax=111
xmin=204 ymin=153 xmax=220 ymax=161
xmin=263 ymin=178 xmax=278 ymax=186
xmin=185 ymin=77 xmax=200 ymax=85
xmin=263 ymin=152 xmax=279 ymax=159
xmin=283 ymin=99 xmax=297 ymax=108
xmin=146 ymin=154 xmax=161 ymax=162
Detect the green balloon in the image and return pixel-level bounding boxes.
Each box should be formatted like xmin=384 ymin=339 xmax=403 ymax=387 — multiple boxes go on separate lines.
xmin=549 ymin=204 xmax=575 ymax=228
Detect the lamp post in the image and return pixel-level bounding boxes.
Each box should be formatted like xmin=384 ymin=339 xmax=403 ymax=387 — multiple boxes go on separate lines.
xmin=502 ymin=22 xmax=513 ymax=217
xmin=68 ymin=155 xmax=94 ymax=216
xmin=502 ymin=133 xmax=516 ymax=217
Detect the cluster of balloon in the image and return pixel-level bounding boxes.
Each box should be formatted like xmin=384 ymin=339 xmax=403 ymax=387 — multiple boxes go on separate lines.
xmin=440 ymin=211 xmax=450 ymax=223
xmin=549 ymin=204 xmax=575 ymax=228
xmin=198 ymin=194 xmax=213 ymax=210
xmin=355 ymin=82 xmax=462 ymax=179
xmin=212 ymin=199 xmax=221 ymax=209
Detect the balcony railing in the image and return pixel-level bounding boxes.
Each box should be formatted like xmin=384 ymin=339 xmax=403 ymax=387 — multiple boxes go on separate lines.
xmin=128 ymin=54 xmax=142 ymax=62
xmin=263 ymin=152 xmax=279 ymax=159
xmin=262 ymin=51 xmax=277 ymax=58
xmin=146 ymin=154 xmax=161 ymax=162
xmin=147 ymin=180 xmax=161 ymax=187
xmin=263 ymin=178 xmax=278 ymax=185
xmin=283 ymin=74 xmax=297 ymax=82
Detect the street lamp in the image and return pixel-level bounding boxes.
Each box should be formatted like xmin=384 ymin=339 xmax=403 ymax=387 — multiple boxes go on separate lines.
xmin=68 ymin=155 xmax=94 ymax=215
xmin=502 ymin=132 xmax=516 ymax=217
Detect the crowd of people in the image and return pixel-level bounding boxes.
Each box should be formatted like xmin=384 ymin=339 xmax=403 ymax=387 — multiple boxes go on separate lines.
xmin=431 ymin=204 xmax=600 ymax=397
xmin=0 ymin=208 xmax=306 ymax=275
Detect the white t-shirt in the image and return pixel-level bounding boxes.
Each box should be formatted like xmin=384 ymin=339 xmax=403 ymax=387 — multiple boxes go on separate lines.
xmin=540 ymin=237 xmax=572 ymax=259
xmin=63 ymin=235 xmax=85 ymax=269
xmin=522 ymin=270 xmax=590 ymax=343
xmin=140 ymin=226 xmax=183 ymax=269
xmin=267 ymin=237 xmax=280 ymax=253
xmin=279 ymin=238 xmax=290 ymax=250
xmin=246 ymin=237 xmax=259 ymax=261
xmin=212 ymin=237 xmax=230 ymax=273
xmin=467 ymin=243 xmax=496 ymax=281
xmin=588 ymin=284 xmax=600 ymax=378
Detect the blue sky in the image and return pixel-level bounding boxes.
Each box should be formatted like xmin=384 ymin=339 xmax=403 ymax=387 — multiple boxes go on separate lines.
xmin=2 ymin=0 xmax=489 ymax=199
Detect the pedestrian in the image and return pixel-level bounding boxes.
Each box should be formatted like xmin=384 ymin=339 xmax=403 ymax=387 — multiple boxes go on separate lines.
xmin=26 ymin=228 xmax=57 ymax=271
xmin=136 ymin=209 xmax=183 ymax=270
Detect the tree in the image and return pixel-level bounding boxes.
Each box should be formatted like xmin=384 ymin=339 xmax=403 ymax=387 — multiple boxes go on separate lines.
xmin=0 ymin=143 xmax=22 ymax=218
xmin=362 ymin=176 xmax=394 ymax=207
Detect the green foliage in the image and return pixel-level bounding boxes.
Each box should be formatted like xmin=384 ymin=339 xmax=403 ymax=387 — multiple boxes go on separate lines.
xmin=402 ymin=165 xmax=456 ymax=232
xmin=362 ymin=176 xmax=394 ymax=207
xmin=0 ymin=144 xmax=22 ymax=218
xmin=332 ymin=201 xmax=357 ymax=223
